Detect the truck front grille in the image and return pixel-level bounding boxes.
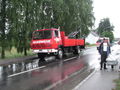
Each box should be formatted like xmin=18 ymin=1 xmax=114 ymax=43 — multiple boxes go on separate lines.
xmin=32 ymin=44 xmax=51 ymax=49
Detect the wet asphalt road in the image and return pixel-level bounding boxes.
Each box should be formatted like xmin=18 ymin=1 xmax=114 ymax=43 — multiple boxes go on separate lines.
xmin=0 ymin=47 xmax=100 ymax=90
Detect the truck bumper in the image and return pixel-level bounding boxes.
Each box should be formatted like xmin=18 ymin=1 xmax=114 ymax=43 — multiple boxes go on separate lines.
xmin=33 ymin=49 xmax=58 ymax=53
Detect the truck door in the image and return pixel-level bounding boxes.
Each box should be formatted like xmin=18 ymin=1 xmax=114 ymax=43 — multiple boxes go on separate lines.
xmin=53 ymin=30 xmax=61 ymax=48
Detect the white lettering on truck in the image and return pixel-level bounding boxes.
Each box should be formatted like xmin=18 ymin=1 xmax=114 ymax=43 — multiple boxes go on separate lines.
xmin=33 ymin=40 xmax=51 ymax=44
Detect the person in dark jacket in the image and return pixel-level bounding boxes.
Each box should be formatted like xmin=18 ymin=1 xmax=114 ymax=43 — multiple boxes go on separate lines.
xmin=98 ymin=38 xmax=111 ymax=70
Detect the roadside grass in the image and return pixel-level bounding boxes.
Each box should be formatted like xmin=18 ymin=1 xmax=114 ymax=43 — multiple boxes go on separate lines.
xmin=0 ymin=47 xmax=34 ymax=60
xmin=113 ymin=79 xmax=120 ymax=90
xmin=86 ymin=44 xmax=96 ymax=47
xmin=85 ymin=42 xmax=96 ymax=47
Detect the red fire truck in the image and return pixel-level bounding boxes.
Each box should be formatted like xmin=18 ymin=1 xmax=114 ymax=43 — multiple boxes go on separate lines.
xmin=30 ymin=28 xmax=85 ymax=61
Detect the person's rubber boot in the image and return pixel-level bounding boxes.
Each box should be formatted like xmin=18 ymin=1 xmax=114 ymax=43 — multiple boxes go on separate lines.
xmin=100 ymin=64 xmax=102 ymax=70
xmin=104 ymin=63 xmax=107 ymax=69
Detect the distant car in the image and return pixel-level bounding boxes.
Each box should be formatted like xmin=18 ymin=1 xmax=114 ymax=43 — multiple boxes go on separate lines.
xmin=118 ymin=41 xmax=120 ymax=45
xmin=96 ymin=37 xmax=110 ymax=50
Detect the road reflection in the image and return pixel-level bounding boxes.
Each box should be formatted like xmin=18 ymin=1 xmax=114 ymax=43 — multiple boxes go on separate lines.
xmin=0 ymin=47 xmax=99 ymax=90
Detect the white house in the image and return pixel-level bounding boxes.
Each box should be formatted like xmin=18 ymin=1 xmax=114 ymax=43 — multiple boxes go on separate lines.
xmin=85 ymin=31 xmax=99 ymax=44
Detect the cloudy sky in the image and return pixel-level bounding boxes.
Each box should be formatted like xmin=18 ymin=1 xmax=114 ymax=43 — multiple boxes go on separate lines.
xmin=93 ymin=0 xmax=120 ymax=38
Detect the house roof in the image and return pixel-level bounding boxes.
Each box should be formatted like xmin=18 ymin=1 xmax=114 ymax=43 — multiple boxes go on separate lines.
xmin=90 ymin=31 xmax=99 ymax=37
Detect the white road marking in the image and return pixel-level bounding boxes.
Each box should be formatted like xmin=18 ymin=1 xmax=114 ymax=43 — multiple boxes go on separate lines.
xmin=8 ymin=66 xmax=46 ymax=78
xmin=73 ymin=70 xmax=96 ymax=90
xmin=64 ymin=57 xmax=77 ymax=62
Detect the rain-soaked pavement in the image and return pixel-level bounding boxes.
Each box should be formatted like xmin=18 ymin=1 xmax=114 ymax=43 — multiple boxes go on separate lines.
xmin=0 ymin=47 xmax=100 ymax=90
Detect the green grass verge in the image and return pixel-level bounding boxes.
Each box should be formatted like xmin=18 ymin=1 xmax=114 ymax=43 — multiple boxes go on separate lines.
xmin=0 ymin=47 xmax=35 ymax=60
xmin=114 ymin=79 xmax=120 ymax=90
xmin=86 ymin=44 xmax=96 ymax=47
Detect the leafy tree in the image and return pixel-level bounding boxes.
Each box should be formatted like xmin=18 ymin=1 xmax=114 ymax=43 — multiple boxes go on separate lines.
xmin=10 ymin=0 xmax=35 ymax=56
xmin=38 ymin=0 xmax=94 ymax=36
xmin=97 ymin=18 xmax=114 ymax=35
xmin=0 ymin=0 xmax=14 ymax=58
xmin=97 ymin=18 xmax=114 ymax=42
xmin=102 ymin=31 xmax=114 ymax=43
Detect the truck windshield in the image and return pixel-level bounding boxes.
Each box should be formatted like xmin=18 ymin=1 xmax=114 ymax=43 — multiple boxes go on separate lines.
xmin=33 ymin=30 xmax=51 ymax=40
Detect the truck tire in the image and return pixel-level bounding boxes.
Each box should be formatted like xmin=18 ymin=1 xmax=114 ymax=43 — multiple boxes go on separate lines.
xmin=76 ymin=46 xmax=81 ymax=54
xmin=38 ymin=53 xmax=46 ymax=62
xmin=73 ymin=46 xmax=81 ymax=55
xmin=56 ymin=48 xmax=63 ymax=59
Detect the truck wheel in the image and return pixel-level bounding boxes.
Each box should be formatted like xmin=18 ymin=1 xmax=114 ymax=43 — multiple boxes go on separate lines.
xmin=74 ymin=46 xmax=81 ymax=55
xmin=38 ymin=53 xmax=46 ymax=62
xmin=76 ymin=46 xmax=81 ymax=54
xmin=56 ymin=48 xmax=63 ymax=59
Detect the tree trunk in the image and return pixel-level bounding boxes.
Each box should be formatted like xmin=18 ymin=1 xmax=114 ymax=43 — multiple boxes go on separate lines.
xmin=1 ymin=0 xmax=6 ymax=59
xmin=24 ymin=47 xmax=27 ymax=56
xmin=23 ymin=0 xmax=28 ymax=56
xmin=1 ymin=46 xmax=5 ymax=59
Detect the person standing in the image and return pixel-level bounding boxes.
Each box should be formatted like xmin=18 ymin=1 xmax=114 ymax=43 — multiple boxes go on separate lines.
xmin=98 ymin=38 xmax=111 ymax=70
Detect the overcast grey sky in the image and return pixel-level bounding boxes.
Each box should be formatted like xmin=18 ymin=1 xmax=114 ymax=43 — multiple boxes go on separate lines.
xmin=93 ymin=0 xmax=120 ymax=38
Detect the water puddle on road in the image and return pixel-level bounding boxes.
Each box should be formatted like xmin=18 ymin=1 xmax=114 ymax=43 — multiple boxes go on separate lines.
xmin=0 ymin=60 xmax=40 ymax=79
xmin=0 ymin=56 xmax=56 ymax=80
xmin=0 ymin=66 xmax=2 ymax=79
